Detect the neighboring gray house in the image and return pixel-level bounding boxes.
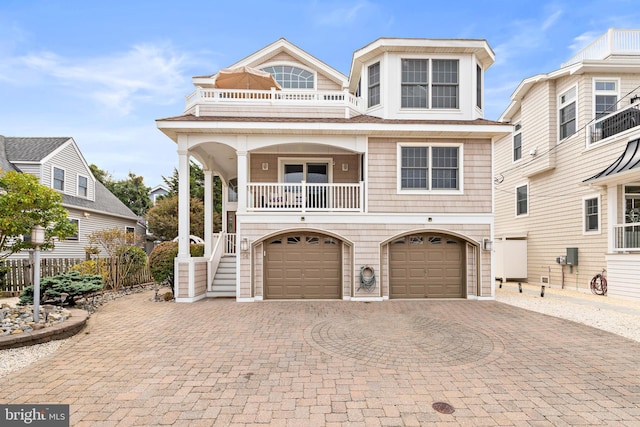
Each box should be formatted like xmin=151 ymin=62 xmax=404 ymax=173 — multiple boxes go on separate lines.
xmin=0 ymin=135 xmax=143 ymax=259
xmin=149 ymin=184 xmax=169 ymax=205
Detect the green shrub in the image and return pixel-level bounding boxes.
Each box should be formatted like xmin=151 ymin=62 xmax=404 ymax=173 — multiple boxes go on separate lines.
xmin=19 ymin=271 xmax=103 ymax=306
xmin=148 ymin=242 xmax=204 ymax=284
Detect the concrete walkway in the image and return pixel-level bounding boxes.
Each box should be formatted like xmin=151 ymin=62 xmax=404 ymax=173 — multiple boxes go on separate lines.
xmin=1 ymin=291 xmax=640 ymax=426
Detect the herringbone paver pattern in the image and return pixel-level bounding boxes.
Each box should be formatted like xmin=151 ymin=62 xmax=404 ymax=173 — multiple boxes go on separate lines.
xmin=1 ymin=292 xmax=640 ymax=426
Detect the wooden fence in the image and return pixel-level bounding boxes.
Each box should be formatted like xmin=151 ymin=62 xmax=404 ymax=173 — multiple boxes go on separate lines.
xmin=0 ymin=258 xmax=154 ymax=296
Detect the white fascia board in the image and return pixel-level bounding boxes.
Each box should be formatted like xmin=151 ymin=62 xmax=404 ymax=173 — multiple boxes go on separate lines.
xmin=38 ymin=138 xmax=73 ymax=164
xmin=238 ymin=212 xmax=494 ymax=225
xmin=40 ymin=137 xmax=94 ymax=180
xmin=228 ymin=38 xmax=348 ymax=87
xmin=156 ymin=120 xmax=513 ymax=137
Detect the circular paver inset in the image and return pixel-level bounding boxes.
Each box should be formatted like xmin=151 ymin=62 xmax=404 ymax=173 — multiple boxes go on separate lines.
xmin=306 ymin=313 xmax=503 ymax=369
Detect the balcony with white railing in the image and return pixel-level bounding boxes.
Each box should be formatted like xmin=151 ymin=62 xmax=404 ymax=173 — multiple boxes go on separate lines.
xmin=186 ymin=87 xmax=364 ymax=118
xmin=247 ymin=182 xmax=364 ymax=212
xmin=587 ymin=102 xmax=640 ymax=145
xmin=613 ymin=223 xmax=640 ymax=252
xmin=562 ymin=29 xmax=640 ymax=67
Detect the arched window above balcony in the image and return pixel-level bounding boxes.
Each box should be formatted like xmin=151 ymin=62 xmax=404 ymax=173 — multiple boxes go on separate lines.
xmin=261 ymin=65 xmax=314 ymax=89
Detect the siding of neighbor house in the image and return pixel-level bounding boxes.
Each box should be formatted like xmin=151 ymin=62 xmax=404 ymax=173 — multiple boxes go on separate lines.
xmin=495 ymin=70 xmax=640 ymax=291
xmin=41 ymin=142 xmax=96 ymax=201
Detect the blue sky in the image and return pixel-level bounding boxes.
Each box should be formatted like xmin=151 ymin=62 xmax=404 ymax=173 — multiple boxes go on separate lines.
xmin=1 ymin=0 xmax=639 ymax=187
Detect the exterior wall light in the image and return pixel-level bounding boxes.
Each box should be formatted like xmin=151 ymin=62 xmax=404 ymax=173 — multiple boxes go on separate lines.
xmin=482 ymin=238 xmax=493 ymax=251
xmin=240 ymin=238 xmax=249 ymax=252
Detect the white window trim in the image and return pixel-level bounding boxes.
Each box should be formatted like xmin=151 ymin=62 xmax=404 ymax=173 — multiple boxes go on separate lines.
xmin=77 ymin=173 xmax=89 ymax=198
xmin=512 ymin=122 xmax=523 ymax=163
xmin=396 ymin=142 xmax=464 ymax=195
xmin=367 ymin=61 xmax=381 ymax=110
xmin=592 ymin=77 xmax=620 ymax=118
xmin=67 ymin=218 xmax=79 ymax=241
xmin=582 ymin=194 xmax=601 ymax=235
xmin=399 ymin=56 xmax=461 ymax=111
xmin=476 ymin=63 xmax=483 ymax=111
xmin=277 ymin=157 xmax=334 ymax=183
xmin=52 ymin=165 xmax=66 ymax=192
xmin=558 ymin=85 xmax=578 ymax=142
xmin=515 ymin=183 xmax=529 ymax=217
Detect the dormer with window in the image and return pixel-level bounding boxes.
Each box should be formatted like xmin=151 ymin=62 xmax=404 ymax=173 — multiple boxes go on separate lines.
xmin=348 ymin=38 xmax=493 ymax=121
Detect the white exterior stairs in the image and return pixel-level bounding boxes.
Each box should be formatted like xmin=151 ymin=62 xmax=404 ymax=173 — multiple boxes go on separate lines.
xmin=210 ymin=255 xmax=237 ymax=297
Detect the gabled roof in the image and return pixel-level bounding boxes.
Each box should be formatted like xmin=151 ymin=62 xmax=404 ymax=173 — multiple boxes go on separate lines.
xmin=583 ymin=138 xmax=640 ymax=185
xmin=3 ymin=137 xmax=71 ymax=162
xmin=0 ymin=134 xmax=138 ymax=221
xmin=193 ymin=38 xmax=348 ymax=89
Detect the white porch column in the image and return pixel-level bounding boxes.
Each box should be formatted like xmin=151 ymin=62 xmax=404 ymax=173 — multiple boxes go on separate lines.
xmin=608 ymin=183 xmax=617 ymax=253
xmin=203 ymin=168 xmax=213 ymax=257
xmin=237 ymin=151 xmax=248 ymax=213
xmin=177 ymin=143 xmax=191 ymax=258
xmin=221 ymin=181 xmax=228 ymax=233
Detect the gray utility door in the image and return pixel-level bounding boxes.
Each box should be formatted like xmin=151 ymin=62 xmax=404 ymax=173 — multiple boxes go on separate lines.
xmin=389 ymin=233 xmax=464 ymax=298
xmin=264 ymin=232 xmax=341 ymax=299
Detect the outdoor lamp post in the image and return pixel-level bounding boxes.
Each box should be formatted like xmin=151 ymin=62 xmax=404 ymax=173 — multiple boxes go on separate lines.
xmin=30 ymin=225 xmax=46 ymax=323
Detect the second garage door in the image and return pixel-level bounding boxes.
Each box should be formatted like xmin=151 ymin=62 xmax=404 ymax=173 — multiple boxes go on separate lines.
xmin=389 ymin=233 xmax=464 ymax=298
xmin=264 ymin=233 xmax=341 ymax=299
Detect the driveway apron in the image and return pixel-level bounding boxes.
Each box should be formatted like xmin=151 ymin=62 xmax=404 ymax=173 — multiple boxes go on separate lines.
xmin=1 ymin=291 xmax=640 ymax=426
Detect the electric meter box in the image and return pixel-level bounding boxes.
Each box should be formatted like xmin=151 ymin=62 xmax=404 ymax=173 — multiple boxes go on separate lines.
xmin=566 ymin=247 xmax=578 ymax=266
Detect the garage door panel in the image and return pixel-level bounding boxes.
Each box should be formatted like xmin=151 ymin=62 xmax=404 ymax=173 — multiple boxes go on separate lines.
xmin=390 ymin=233 xmax=464 ymax=299
xmin=265 ymin=233 xmax=341 ymax=299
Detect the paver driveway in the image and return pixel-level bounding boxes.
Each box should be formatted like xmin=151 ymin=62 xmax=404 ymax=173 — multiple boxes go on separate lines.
xmin=2 ymin=291 xmax=640 ymax=426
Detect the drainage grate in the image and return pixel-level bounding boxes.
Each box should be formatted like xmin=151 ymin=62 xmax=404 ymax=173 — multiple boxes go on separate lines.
xmin=432 ymin=401 xmax=455 ymax=414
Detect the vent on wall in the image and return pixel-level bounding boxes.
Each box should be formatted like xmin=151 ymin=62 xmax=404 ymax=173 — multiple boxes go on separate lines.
xmin=540 ymin=276 xmax=550 ymax=285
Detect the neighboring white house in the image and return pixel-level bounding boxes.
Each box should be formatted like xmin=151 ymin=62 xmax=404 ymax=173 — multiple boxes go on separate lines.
xmin=494 ymin=29 xmax=640 ymax=300
xmin=157 ymin=37 xmax=512 ymax=302
xmin=0 ymin=136 xmax=143 ymax=259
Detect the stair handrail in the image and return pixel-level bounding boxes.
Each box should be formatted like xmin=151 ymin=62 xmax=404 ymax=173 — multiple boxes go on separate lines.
xmin=208 ymin=232 xmax=225 ymax=291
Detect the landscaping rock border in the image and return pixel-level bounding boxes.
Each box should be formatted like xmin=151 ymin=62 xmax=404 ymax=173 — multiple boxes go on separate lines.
xmin=0 ymin=308 xmax=88 ymax=350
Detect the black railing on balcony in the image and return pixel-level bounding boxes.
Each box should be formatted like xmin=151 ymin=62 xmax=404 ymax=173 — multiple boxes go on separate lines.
xmin=589 ymin=103 xmax=640 ymax=144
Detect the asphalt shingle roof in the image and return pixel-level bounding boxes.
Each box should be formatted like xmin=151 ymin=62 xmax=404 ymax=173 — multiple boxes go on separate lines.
xmin=3 ymin=137 xmax=71 ymax=162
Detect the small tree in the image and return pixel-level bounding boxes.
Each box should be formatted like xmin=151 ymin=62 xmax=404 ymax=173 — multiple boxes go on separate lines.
xmin=146 ymin=195 xmax=213 ymax=241
xmin=0 ymin=170 xmax=76 ymax=260
xmin=87 ymin=228 xmax=147 ymax=290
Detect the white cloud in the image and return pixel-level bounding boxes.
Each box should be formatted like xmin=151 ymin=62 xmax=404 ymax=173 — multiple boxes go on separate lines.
xmin=568 ymin=31 xmax=602 ymax=55
xmin=6 ymin=43 xmax=193 ymax=115
xmin=541 ymin=9 xmax=562 ymax=31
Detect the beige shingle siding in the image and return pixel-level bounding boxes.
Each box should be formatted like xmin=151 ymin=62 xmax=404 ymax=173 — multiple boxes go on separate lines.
xmin=367 ymin=138 xmax=492 ymax=214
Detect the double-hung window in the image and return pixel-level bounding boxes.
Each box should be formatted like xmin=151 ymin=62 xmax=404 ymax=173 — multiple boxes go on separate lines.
xmin=368 ymin=62 xmax=380 ymax=108
xmin=594 ymin=80 xmax=618 ymax=119
xmin=583 ymin=195 xmax=600 ymax=233
xmin=78 ymin=175 xmax=88 ymax=197
xmin=401 ymin=59 xmax=459 ymax=109
xmin=559 ymin=87 xmax=577 ymax=140
xmin=53 ymin=167 xmax=65 ymax=191
xmin=516 ymin=184 xmax=528 ymax=216
xmin=399 ymin=144 xmax=461 ymax=192
xmin=513 ymin=123 xmax=522 ymax=162
xmin=401 ymin=59 xmax=428 ymax=108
